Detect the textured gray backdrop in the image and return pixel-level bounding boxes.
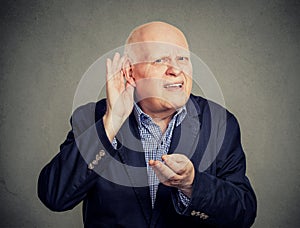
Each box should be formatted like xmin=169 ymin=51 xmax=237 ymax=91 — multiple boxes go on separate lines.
xmin=0 ymin=0 xmax=299 ymax=227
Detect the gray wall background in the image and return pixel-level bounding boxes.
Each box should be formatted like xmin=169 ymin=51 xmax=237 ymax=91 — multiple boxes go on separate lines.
xmin=0 ymin=0 xmax=299 ymax=227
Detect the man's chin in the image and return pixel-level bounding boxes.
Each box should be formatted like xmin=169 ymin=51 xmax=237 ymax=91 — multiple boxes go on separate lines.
xmin=137 ymin=96 xmax=188 ymax=112
xmin=164 ymin=98 xmax=188 ymax=110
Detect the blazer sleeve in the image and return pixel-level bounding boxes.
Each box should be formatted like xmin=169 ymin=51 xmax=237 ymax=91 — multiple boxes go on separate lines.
xmin=37 ymin=102 xmax=116 ymax=212
xmin=173 ymin=113 xmax=257 ymax=227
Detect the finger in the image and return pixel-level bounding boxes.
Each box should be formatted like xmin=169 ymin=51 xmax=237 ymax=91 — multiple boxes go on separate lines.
xmin=149 ymin=160 xmax=178 ymax=182
xmin=111 ymin=52 xmax=121 ymax=75
xmin=121 ymin=55 xmax=129 ymax=72
xmin=112 ymin=52 xmax=120 ymax=65
xmin=162 ymin=154 xmax=190 ymax=175
xmin=106 ymin=58 xmax=112 ymax=81
xmin=123 ymin=82 xmax=134 ymax=109
xmin=118 ymin=55 xmax=126 ymax=72
xmin=125 ymin=82 xmax=134 ymax=97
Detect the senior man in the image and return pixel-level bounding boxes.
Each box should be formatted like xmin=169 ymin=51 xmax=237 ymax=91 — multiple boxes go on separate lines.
xmin=38 ymin=21 xmax=257 ymax=227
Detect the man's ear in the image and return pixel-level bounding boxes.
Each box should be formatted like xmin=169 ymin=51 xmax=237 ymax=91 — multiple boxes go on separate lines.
xmin=123 ymin=58 xmax=136 ymax=87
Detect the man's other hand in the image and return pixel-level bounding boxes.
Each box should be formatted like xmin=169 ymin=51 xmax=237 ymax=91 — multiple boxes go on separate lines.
xmin=149 ymin=154 xmax=194 ymax=198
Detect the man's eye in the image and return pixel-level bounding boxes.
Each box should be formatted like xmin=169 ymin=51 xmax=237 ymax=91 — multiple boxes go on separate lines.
xmin=178 ymin=56 xmax=188 ymax=61
xmin=154 ymin=58 xmax=163 ymax=63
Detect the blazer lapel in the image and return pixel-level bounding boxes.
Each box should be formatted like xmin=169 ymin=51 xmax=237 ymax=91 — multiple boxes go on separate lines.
xmin=169 ymin=98 xmax=201 ymax=159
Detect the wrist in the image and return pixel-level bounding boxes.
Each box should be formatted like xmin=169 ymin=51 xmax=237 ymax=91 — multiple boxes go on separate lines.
xmin=179 ymin=185 xmax=193 ymax=198
xmin=179 ymin=169 xmax=194 ymax=198
xmin=103 ymin=113 xmax=122 ymax=142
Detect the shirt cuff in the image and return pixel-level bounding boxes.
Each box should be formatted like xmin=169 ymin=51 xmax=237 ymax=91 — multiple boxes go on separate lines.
xmin=178 ymin=189 xmax=191 ymax=208
xmin=111 ymin=137 xmax=117 ymax=149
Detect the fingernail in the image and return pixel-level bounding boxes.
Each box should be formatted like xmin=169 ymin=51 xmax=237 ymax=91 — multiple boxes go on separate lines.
xmin=149 ymin=160 xmax=154 ymax=165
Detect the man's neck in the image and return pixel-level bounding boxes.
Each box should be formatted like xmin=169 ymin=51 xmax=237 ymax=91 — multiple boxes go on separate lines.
xmin=151 ymin=112 xmax=175 ymax=134
xmin=138 ymin=105 xmax=176 ymax=133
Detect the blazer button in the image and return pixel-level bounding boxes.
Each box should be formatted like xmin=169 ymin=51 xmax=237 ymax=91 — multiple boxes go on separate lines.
xmin=191 ymin=210 xmax=196 ymax=216
xmin=92 ymin=160 xmax=98 ymax=165
xmin=95 ymin=154 xmax=101 ymax=161
xmin=199 ymin=213 xmax=209 ymax=219
xmin=88 ymin=163 xmax=94 ymax=170
xmin=99 ymin=150 xmax=105 ymax=157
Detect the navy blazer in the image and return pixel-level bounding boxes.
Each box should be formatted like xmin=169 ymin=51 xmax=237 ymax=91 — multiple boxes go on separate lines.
xmin=38 ymin=94 xmax=257 ymax=227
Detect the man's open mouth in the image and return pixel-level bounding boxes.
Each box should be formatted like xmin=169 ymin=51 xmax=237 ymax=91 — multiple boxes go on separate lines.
xmin=163 ymin=82 xmax=183 ymax=89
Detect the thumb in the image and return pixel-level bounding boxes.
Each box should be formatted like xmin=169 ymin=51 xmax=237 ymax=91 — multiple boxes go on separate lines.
xmin=125 ymin=82 xmax=135 ymax=98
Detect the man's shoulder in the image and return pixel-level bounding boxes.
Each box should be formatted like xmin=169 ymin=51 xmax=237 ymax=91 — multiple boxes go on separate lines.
xmin=189 ymin=94 xmax=228 ymax=113
xmin=189 ymin=94 xmax=235 ymax=124
xmin=71 ymin=99 xmax=107 ymax=126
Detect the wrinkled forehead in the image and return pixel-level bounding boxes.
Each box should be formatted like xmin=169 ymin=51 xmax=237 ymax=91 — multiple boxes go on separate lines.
xmin=124 ymin=41 xmax=190 ymax=63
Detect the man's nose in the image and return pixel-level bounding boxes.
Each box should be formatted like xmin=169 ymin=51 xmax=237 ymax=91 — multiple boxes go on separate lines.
xmin=166 ymin=63 xmax=181 ymax=76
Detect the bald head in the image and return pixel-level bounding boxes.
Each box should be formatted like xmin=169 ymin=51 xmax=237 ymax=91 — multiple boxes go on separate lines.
xmin=126 ymin=21 xmax=189 ymax=49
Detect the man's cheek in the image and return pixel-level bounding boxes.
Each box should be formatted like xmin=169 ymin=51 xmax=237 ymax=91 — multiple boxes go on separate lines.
xmin=135 ymin=80 xmax=161 ymax=99
xmin=182 ymin=65 xmax=192 ymax=76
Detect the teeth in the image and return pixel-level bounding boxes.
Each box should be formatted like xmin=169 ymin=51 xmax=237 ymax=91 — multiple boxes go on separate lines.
xmin=165 ymin=83 xmax=182 ymax=88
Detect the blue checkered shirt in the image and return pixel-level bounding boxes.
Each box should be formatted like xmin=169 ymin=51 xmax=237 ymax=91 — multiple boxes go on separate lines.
xmin=112 ymin=103 xmax=191 ymax=208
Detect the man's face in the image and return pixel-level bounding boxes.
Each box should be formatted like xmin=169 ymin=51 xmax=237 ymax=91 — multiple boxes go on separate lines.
xmin=129 ymin=42 xmax=193 ymax=113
